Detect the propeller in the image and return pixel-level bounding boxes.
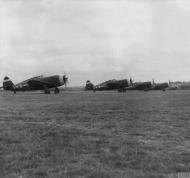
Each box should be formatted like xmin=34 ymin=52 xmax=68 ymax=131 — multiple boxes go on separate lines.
xmin=169 ymin=80 xmax=171 ymax=86
xmin=152 ymin=78 xmax=155 ymax=86
xmin=63 ymin=74 xmax=68 ymax=86
xmin=129 ymin=77 xmax=133 ymax=86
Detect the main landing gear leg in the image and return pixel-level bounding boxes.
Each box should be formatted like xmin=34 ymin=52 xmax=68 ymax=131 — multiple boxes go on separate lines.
xmin=44 ymin=87 xmax=50 ymax=94
xmin=54 ymin=88 xmax=60 ymax=94
xmin=118 ymin=88 xmax=127 ymax=93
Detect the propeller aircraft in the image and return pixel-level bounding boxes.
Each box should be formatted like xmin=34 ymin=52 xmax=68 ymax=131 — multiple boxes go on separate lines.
xmin=144 ymin=79 xmax=169 ymax=91
xmin=85 ymin=79 xmax=129 ymax=92
xmin=126 ymin=78 xmax=152 ymax=91
xmin=0 ymin=75 xmax=68 ymax=94
xmin=126 ymin=78 xmax=169 ymax=91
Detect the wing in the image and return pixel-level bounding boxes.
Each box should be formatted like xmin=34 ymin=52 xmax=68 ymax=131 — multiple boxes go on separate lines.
xmin=28 ymin=79 xmax=52 ymax=88
xmin=16 ymin=75 xmax=43 ymax=86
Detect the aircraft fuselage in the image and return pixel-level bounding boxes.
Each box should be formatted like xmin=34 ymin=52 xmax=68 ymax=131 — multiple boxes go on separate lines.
xmin=2 ymin=75 xmax=68 ymax=94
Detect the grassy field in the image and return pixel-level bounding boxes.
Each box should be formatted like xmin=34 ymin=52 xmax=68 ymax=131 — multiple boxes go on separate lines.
xmin=0 ymin=90 xmax=190 ymax=178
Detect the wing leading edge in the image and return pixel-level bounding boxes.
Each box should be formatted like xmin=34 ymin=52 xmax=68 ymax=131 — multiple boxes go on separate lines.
xmin=28 ymin=79 xmax=52 ymax=88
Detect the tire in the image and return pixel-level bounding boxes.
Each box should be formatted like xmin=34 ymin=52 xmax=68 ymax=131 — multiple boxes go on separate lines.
xmin=54 ymin=88 xmax=59 ymax=94
xmin=44 ymin=87 xmax=50 ymax=94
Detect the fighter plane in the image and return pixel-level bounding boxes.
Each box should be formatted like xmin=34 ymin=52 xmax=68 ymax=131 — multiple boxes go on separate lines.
xmin=85 ymin=79 xmax=129 ymax=92
xmin=126 ymin=78 xmax=152 ymax=91
xmin=144 ymin=79 xmax=169 ymax=91
xmin=0 ymin=75 xmax=68 ymax=94
xmin=126 ymin=78 xmax=169 ymax=91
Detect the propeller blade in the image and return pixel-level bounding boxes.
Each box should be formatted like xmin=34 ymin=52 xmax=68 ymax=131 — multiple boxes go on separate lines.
xmin=66 ymin=77 xmax=68 ymax=86
xmin=63 ymin=75 xmax=68 ymax=86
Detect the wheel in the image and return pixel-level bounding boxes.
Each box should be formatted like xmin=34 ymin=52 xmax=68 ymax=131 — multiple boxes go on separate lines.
xmin=44 ymin=90 xmax=50 ymax=94
xmin=44 ymin=87 xmax=50 ymax=94
xmin=54 ymin=88 xmax=60 ymax=94
xmin=121 ymin=88 xmax=126 ymax=92
xmin=13 ymin=90 xmax=16 ymax=94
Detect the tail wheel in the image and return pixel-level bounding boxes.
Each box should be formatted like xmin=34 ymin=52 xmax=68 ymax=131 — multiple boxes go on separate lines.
xmin=54 ymin=88 xmax=59 ymax=94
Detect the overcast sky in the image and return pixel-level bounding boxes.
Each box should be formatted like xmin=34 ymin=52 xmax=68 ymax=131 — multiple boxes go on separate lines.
xmin=1 ymin=0 xmax=190 ymax=86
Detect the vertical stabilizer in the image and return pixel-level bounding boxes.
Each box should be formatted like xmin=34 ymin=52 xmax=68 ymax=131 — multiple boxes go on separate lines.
xmin=3 ymin=77 xmax=15 ymax=90
xmin=85 ymin=80 xmax=94 ymax=90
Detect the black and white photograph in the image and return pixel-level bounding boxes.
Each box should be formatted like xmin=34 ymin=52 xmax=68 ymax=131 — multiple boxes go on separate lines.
xmin=0 ymin=0 xmax=190 ymax=177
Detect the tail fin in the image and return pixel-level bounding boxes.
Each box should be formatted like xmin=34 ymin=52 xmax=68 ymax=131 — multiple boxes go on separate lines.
xmin=85 ymin=80 xmax=94 ymax=90
xmin=3 ymin=76 xmax=15 ymax=90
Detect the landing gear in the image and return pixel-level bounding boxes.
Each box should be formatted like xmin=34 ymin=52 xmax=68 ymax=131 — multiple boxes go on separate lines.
xmin=44 ymin=90 xmax=50 ymax=94
xmin=44 ymin=86 xmax=50 ymax=94
xmin=54 ymin=88 xmax=60 ymax=94
xmin=118 ymin=88 xmax=127 ymax=93
xmin=13 ymin=90 xmax=16 ymax=94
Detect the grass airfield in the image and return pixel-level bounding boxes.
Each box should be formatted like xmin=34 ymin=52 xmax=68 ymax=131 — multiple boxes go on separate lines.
xmin=0 ymin=90 xmax=190 ymax=178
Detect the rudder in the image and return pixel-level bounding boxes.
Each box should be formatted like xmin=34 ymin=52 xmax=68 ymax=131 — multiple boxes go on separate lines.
xmin=85 ymin=80 xmax=94 ymax=90
xmin=3 ymin=76 xmax=15 ymax=90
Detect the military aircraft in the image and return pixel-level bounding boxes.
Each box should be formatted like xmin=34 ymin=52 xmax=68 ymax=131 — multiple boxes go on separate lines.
xmin=166 ymin=81 xmax=190 ymax=90
xmin=126 ymin=78 xmax=152 ymax=91
xmin=144 ymin=79 xmax=169 ymax=91
xmin=165 ymin=81 xmax=179 ymax=90
xmin=0 ymin=75 xmax=68 ymax=94
xmin=85 ymin=79 xmax=129 ymax=92
xmin=179 ymin=83 xmax=190 ymax=90
xmin=126 ymin=78 xmax=169 ymax=91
